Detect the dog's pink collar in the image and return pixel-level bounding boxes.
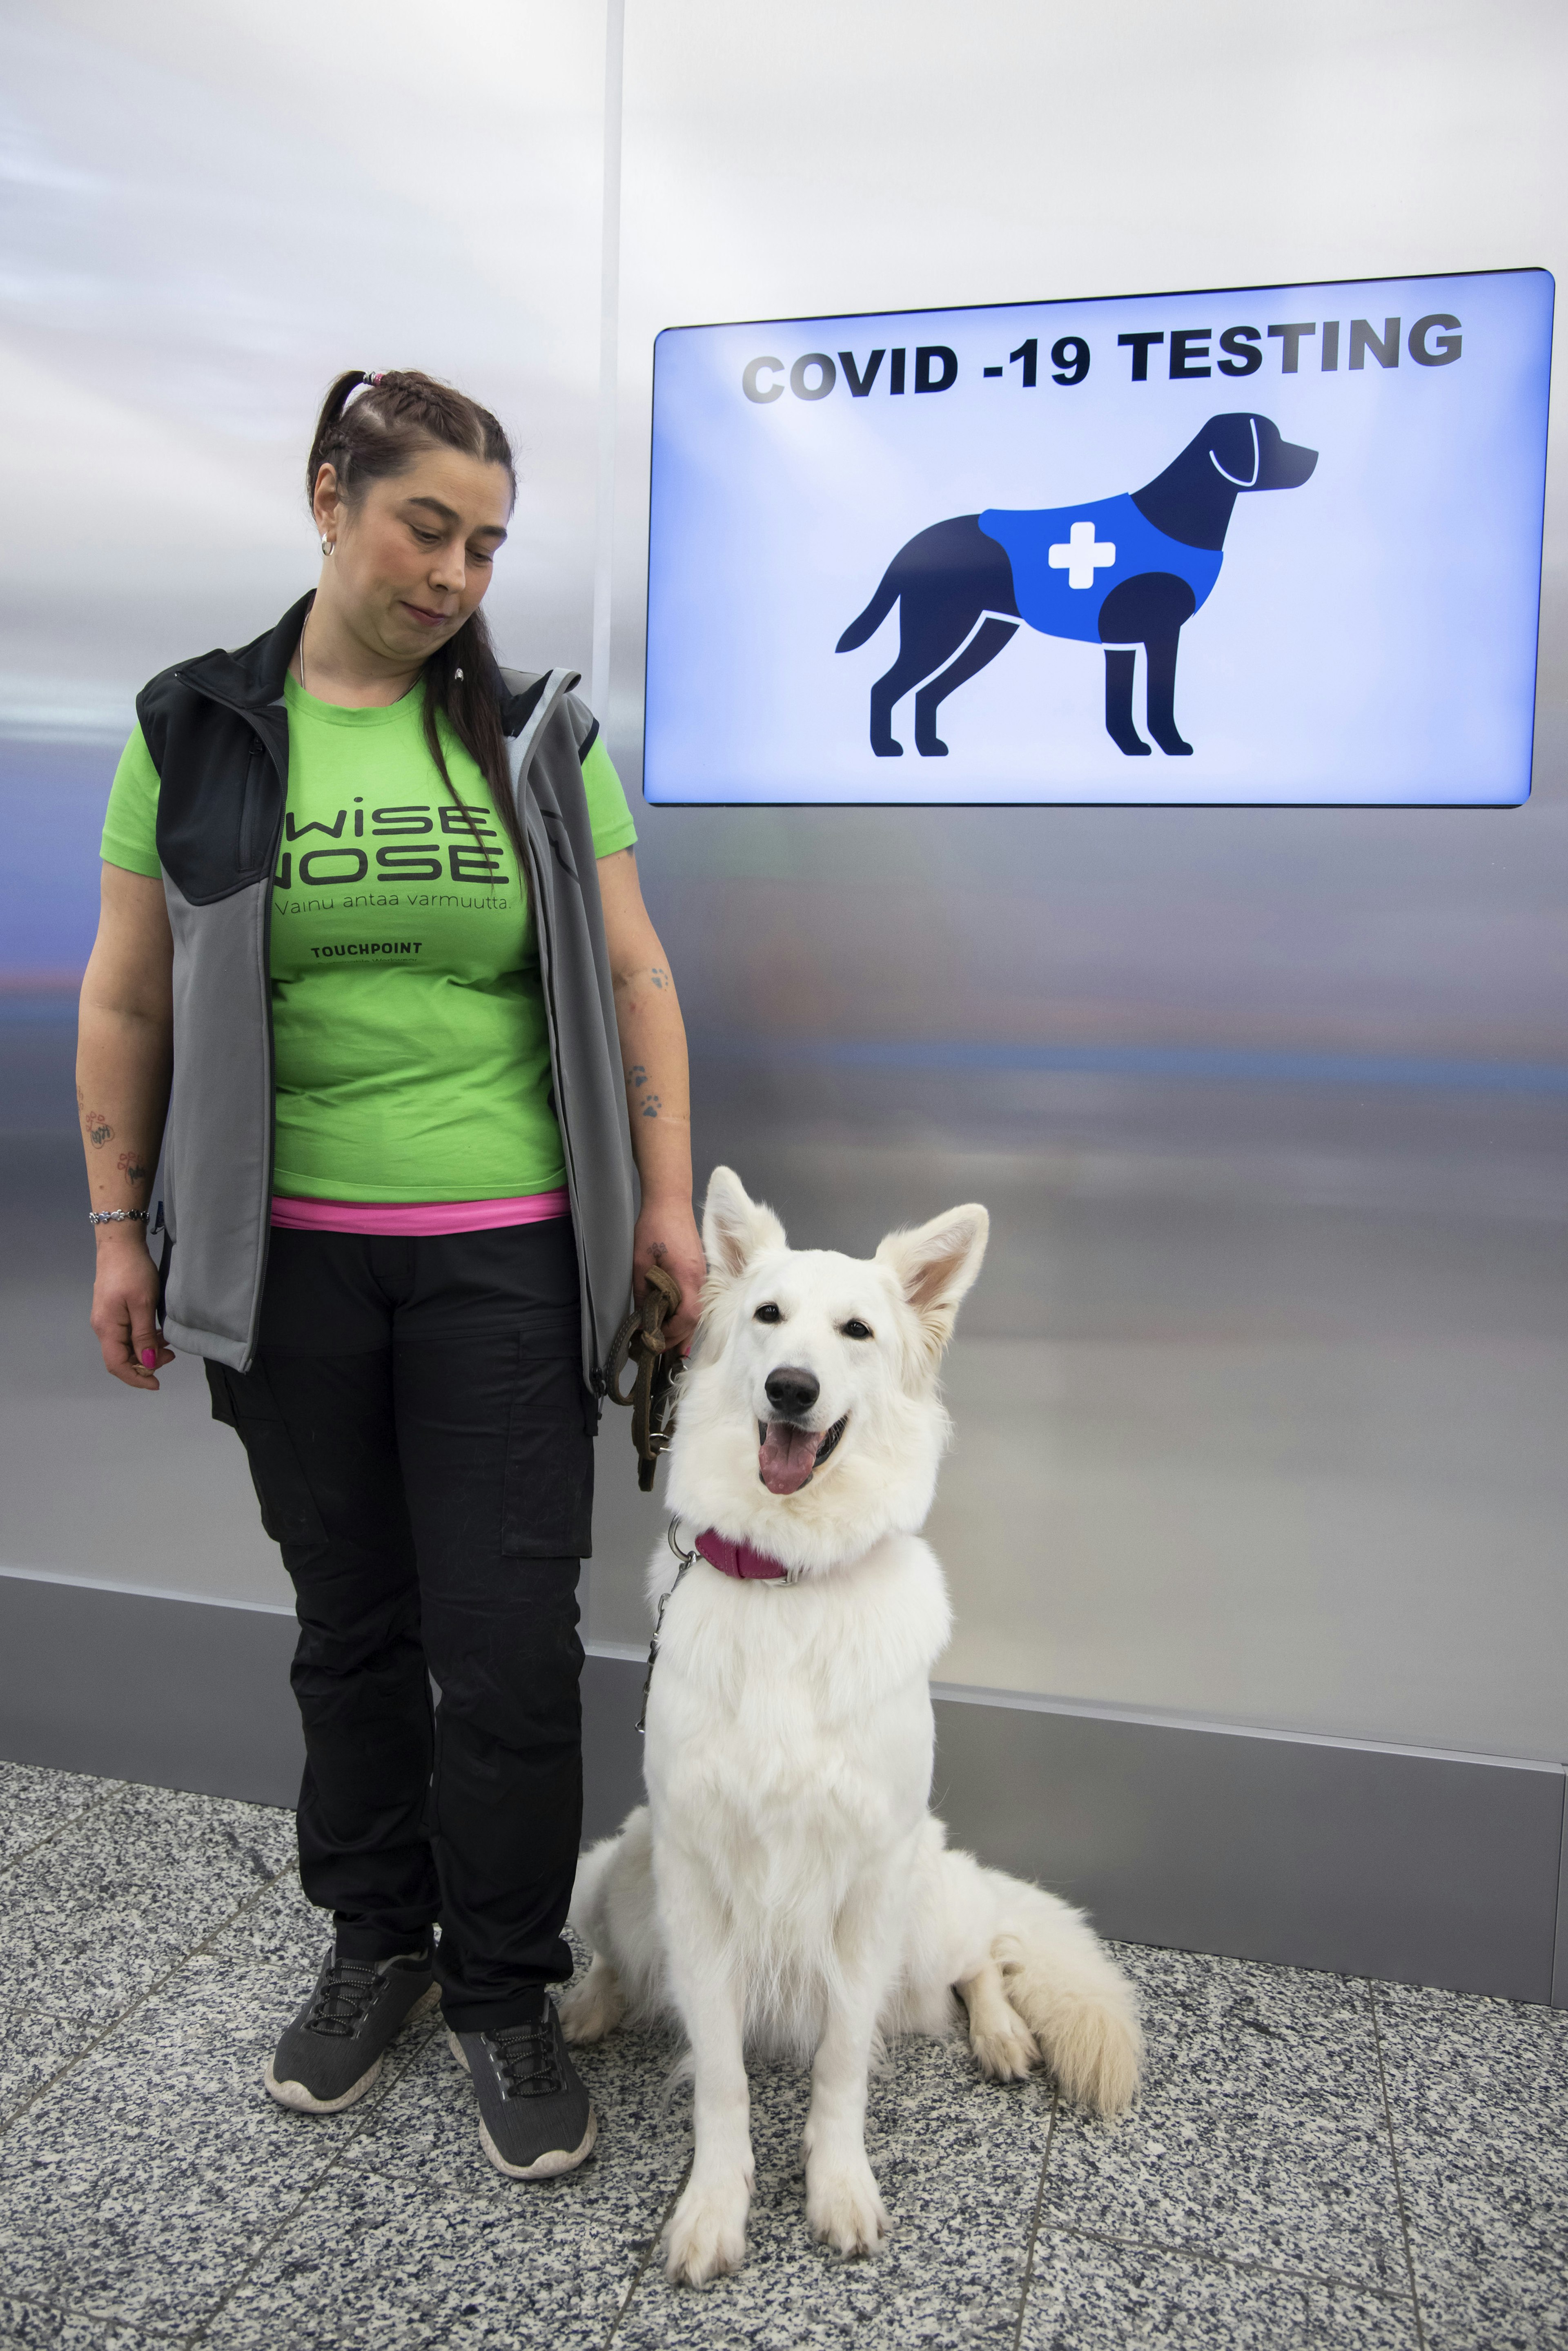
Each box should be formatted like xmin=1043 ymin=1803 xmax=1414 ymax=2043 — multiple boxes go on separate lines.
xmin=694 ymin=1528 xmax=791 ymax=1582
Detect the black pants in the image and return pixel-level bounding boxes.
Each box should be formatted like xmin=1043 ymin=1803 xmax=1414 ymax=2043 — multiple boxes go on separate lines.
xmin=207 ymin=1219 xmax=595 ymax=2032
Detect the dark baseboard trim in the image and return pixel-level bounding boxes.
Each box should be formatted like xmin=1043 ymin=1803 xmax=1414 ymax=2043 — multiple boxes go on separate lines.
xmin=929 ymin=1681 xmax=1564 ymax=2006
xmin=0 ymin=1573 xmax=304 ymax=1808
xmin=2 ymin=1571 xmax=1561 ymax=2006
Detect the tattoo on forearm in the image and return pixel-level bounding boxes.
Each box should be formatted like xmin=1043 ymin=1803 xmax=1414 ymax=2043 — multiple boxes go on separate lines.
xmin=85 ymin=1111 xmax=114 ymax=1147
xmin=649 ymin=967 xmax=669 ymax=990
xmin=624 ymin=1058 xmax=666 ymax=1117
xmin=116 ymin=1151 xmax=149 ymax=1185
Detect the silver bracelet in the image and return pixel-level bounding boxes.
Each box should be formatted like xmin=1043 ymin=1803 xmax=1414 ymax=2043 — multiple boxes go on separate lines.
xmin=88 ymin=1208 xmax=149 ymax=1225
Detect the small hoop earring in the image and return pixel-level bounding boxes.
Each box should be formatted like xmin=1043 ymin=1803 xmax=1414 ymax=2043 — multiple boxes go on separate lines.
xmin=321 ymin=536 xmax=333 ymax=556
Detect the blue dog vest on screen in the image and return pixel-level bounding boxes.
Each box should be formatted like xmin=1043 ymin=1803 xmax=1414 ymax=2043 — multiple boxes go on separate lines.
xmin=978 ymin=495 xmax=1224 ymax=643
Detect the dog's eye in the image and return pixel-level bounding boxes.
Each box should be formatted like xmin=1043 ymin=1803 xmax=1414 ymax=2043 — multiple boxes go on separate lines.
xmin=841 ymin=1318 xmax=874 ymax=1341
xmin=753 ymin=1302 xmax=782 ymax=1324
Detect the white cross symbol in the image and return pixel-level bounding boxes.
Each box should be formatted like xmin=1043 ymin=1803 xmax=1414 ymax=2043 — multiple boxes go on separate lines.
xmin=1048 ymin=519 xmax=1116 ymax=591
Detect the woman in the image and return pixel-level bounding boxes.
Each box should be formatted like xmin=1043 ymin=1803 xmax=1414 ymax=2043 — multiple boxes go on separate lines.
xmin=77 ymin=370 xmax=705 ymax=2181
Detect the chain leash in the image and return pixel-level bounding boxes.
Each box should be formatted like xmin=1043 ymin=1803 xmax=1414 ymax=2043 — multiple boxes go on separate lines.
xmin=637 ymin=1517 xmax=696 ymax=1736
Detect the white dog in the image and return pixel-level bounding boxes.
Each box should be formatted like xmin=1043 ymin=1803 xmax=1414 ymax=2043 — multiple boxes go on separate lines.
xmin=562 ymin=1168 xmax=1141 ymax=2286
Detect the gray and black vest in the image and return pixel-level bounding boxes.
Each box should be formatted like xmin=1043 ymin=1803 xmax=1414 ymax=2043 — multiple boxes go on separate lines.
xmin=136 ymin=593 xmax=635 ymax=1384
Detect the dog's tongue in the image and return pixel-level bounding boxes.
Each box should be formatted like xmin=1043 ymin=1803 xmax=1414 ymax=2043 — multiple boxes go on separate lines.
xmin=759 ymin=1420 xmax=820 ymax=1496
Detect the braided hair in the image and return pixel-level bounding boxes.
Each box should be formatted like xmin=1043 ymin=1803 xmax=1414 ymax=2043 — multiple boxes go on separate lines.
xmin=305 ymin=369 xmax=523 ymax=867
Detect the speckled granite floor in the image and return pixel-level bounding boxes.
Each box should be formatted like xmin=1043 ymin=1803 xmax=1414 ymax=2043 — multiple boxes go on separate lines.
xmin=0 ymin=1764 xmax=1563 ymax=2351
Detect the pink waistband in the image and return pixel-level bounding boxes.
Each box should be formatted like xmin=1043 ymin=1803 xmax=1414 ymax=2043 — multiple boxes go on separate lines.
xmin=270 ymin=1189 xmax=570 ymax=1237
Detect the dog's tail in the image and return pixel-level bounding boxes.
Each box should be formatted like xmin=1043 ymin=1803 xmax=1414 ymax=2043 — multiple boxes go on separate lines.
xmin=835 ymin=563 xmax=901 ymax=653
xmin=925 ymin=1837 xmax=1142 ymax=2115
xmin=987 ymin=1867 xmax=1143 ymax=2115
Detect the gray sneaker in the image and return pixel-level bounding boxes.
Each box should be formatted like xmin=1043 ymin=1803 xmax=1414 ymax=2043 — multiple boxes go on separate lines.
xmin=448 ymin=1998 xmax=596 ymax=2179
xmin=264 ymin=1946 xmax=437 ymax=2113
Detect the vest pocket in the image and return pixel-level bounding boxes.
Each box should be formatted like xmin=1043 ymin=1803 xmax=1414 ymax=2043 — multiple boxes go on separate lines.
xmin=205 ymin=1360 xmax=329 ymax=1554
xmin=235 ymin=738 xmax=274 ymax=878
xmin=501 ymin=1341 xmax=595 ymax=1560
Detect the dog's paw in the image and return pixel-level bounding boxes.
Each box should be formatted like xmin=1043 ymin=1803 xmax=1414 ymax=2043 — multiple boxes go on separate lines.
xmin=805 ymin=2155 xmax=892 ymax=2257
xmin=969 ymin=2008 xmax=1040 ymax=2083
xmin=664 ymin=2178 xmax=750 ymax=2286
xmin=559 ymin=1957 xmax=626 ymax=2046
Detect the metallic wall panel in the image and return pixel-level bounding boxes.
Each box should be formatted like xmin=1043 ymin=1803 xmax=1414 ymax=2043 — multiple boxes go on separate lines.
xmin=1554 ymin=1794 xmax=1568 ymax=2011
xmin=601 ymin=0 xmax=1568 ymax=1760
xmin=1 ymin=1125 xmax=291 ymax=1609
xmin=932 ymin=1693 xmax=1565 ymax=2007
xmin=0 ymin=1574 xmax=303 ymax=1809
xmin=582 ymin=1654 xmax=649 ymax=1851
xmin=3 ymin=1575 xmax=1561 ymax=2006
xmin=0 ymin=0 xmax=610 ymax=713
xmin=582 ymin=1104 xmax=1568 ymax=1760
xmin=3 ymin=0 xmax=1565 ymax=1781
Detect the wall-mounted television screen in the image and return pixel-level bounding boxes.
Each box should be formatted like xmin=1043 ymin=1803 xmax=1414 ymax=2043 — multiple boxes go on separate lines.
xmin=644 ymin=268 xmax=1552 ymax=806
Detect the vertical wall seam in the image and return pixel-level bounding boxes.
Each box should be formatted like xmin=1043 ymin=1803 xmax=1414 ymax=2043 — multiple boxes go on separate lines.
xmin=590 ymin=0 xmax=626 ymax=725
xmin=1549 ymin=1771 xmax=1568 ymax=2009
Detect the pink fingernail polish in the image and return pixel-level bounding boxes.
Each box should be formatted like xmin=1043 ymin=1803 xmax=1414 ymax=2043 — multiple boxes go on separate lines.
xmin=142 ymin=1348 xmax=156 ymax=1367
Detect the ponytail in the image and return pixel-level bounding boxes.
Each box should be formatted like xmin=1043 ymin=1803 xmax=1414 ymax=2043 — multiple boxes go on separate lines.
xmin=304 ymin=370 xmax=525 ymax=870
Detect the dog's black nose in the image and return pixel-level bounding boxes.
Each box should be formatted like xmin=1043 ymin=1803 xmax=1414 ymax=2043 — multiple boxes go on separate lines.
xmin=764 ymin=1366 xmax=820 ymax=1420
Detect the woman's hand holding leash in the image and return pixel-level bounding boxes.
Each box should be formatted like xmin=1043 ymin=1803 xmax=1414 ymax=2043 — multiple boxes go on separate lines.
xmin=606 ymin=1261 xmax=686 ymax=1491
xmin=633 ymin=1199 xmax=706 ymax=1350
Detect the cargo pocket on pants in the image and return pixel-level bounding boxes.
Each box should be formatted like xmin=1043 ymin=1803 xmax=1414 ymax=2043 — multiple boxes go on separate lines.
xmin=500 ymin=1342 xmax=596 ymax=1560
xmin=205 ymin=1359 xmax=329 ymax=1553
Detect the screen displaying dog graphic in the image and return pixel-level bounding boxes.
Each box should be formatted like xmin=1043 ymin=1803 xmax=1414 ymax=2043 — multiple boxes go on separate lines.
xmin=644 ymin=269 xmax=1552 ymax=805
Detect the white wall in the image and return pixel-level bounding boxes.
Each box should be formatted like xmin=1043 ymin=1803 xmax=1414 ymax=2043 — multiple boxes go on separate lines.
xmin=0 ymin=0 xmax=609 ymax=709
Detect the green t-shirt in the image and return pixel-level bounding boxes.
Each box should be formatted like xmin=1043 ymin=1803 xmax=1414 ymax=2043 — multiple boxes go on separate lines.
xmin=101 ymin=677 xmax=637 ymax=1202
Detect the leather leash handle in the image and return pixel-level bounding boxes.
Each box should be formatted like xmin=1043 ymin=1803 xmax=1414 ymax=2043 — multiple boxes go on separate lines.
xmin=605 ymin=1264 xmax=685 ymax=1491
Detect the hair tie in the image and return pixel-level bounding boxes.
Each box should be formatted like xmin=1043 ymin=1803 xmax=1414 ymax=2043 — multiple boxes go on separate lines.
xmin=363 ymin=371 xmax=384 ymax=388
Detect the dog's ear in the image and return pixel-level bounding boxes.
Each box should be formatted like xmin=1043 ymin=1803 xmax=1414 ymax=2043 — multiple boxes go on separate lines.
xmin=703 ymin=1166 xmax=787 ymax=1283
xmin=876 ymin=1204 xmax=989 ymax=1354
xmin=1207 ymin=412 xmax=1261 ymax=488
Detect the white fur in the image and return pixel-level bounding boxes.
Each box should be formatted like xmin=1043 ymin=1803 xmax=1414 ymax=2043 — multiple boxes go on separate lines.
xmin=564 ymin=1169 xmax=1141 ymax=2285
